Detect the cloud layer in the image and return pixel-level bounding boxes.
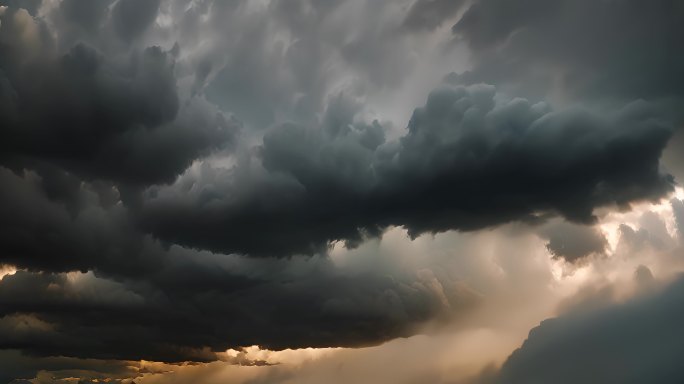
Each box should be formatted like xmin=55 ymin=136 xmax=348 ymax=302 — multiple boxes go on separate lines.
xmin=141 ymin=85 xmax=674 ymax=256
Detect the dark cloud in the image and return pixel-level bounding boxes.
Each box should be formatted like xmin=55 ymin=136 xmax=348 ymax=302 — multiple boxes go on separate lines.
xmin=637 ymin=210 xmax=676 ymax=249
xmin=0 ymin=349 xmax=136 ymax=384
xmin=0 ymin=2 xmax=479 ymax=366
xmin=0 ymin=163 xmax=473 ymax=363
xmin=538 ymin=221 xmax=607 ymax=263
xmin=451 ymin=0 xmax=684 ymax=102
xmin=141 ymin=85 xmax=674 ymax=256
xmin=482 ymin=275 xmax=684 ymax=384
xmin=57 ymin=0 xmax=114 ymax=34
xmin=0 ymin=166 xmax=170 ymax=275
xmin=403 ymin=0 xmax=465 ymax=31
xmin=0 ymin=0 xmax=41 ymax=15
xmin=663 ymin=131 xmax=684 ymax=184
xmin=0 ymin=5 xmax=237 ymax=187
xmin=634 ymin=264 xmax=655 ymax=288
xmin=0 ymin=256 xmax=474 ymax=363
xmin=112 ymin=0 xmax=161 ymax=42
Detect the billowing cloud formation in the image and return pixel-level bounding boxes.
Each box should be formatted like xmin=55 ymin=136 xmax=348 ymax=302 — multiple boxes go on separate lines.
xmin=0 ymin=165 xmax=474 ymax=360
xmin=0 ymin=265 xmax=471 ymax=362
xmin=141 ymin=85 xmax=674 ymax=256
xmin=0 ymin=166 xmax=476 ymax=361
xmin=450 ymin=0 xmax=684 ymax=189
xmin=0 ymin=5 xmax=237 ymax=187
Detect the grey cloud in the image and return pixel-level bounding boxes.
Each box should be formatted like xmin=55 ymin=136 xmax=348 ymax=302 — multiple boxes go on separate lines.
xmin=0 ymin=349 xmax=136 ymax=384
xmin=403 ymin=0 xmax=466 ymax=31
xmin=141 ymin=85 xmax=674 ymax=256
xmin=0 ymin=2 xmax=484 ymax=366
xmin=663 ymin=131 xmax=684 ymax=184
xmin=0 ymin=166 xmax=170 ymax=275
xmin=0 ymin=0 xmax=41 ymax=15
xmin=203 ymin=0 xmax=425 ymax=129
xmin=112 ymin=0 xmax=161 ymax=42
xmin=57 ymin=0 xmax=114 ymax=34
xmin=538 ymin=221 xmax=607 ymax=263
xmin=0 ymin=166 xmax=475 ymax=363
xmin=0 ymin=255 xmax=475 ymax=363
xmin=672 ymin=199 xmax=684 ymax=241
xmin=0 ymin=6 xmax=237 ymax=187
xmin=634 ymin=264 xmax=655 ymax=288
xmin=450 ymin=0 xmax=684 ymax=103
xmin=617 ymin=223 xmax=668 ymax=253
xmin=201 ymin=1 xmax=334 ymax=128
xmin=483 ymin=274 xmax=684 ymax=384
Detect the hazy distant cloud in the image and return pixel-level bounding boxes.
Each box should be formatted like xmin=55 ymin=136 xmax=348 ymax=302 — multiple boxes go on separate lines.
xmin=484 ymin=275 xmax=684 ymax=384
xmin=672 ymin=199 xmax=684 ymax=240
xmin=0 ymin=1 xmax=483 ymax=365
xmin=0 ymin=0 xmax=41 ymax=15
xmin=617 ymin=223 xmax=670 ymax=253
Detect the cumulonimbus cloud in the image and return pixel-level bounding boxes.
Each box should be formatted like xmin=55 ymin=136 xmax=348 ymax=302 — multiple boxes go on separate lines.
xmin=140 ymin=85 xmax=675 ymax=256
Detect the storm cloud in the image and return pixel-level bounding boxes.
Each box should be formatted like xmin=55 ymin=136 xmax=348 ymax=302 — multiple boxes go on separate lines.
xmin=0 ymin=5 xmax=237 ymax=187
xmin=0 ymin=0 xmax=683 ymax=382
xmin=141 ymin=85 xmax=674 ymax=256
xmin=451 ymin=0 xmax=684 ymax=103
xmin=0 ymin=168 xmax=474 ymax=362
xmin=0 ymin=261 xmax=473 ymax=362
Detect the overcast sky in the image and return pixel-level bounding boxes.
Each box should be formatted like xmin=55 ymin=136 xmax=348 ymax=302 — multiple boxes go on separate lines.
xmin=1 ymin=0 xmax=684 ymax=383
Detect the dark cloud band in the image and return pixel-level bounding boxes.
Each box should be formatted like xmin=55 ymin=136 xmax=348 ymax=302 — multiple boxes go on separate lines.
xmin=140 ymin=86 xmax=674 ymax=256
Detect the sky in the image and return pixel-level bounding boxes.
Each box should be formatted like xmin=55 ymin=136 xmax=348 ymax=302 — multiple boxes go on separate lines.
xmin=0 ymin=0 xmax=684 ymax=383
